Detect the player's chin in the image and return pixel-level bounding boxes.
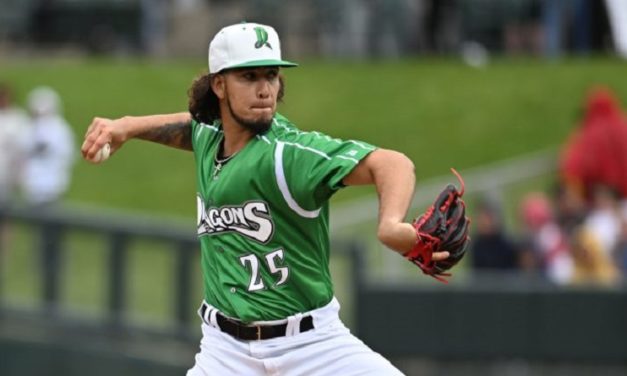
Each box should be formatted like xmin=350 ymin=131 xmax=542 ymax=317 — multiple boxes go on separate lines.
xmin=239 ymin=115 xmax=273 ymax=134
xmin=251 ymin=110 xmax=275 ymax=124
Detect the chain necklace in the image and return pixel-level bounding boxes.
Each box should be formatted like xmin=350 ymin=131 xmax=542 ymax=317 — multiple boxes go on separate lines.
xmin=213 ymin=140 xmax=239 ymax=179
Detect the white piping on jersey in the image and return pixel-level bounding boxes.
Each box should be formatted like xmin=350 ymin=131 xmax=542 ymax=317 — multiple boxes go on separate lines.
xmin=347 ymin=139 xmax=374 ymax=150
xmin=336 ymin=155 xmax=360 ymax=164
xmin=195 ymin=123 xmax=222 ymax=141
xmin=311 ymin=131 xmax=373 ymax=151
xmin=195 ymin=126 xmax=204 ymax=140
xmin=200 ymin=123 xmax=221 ymax=132
xmin=276 ymin=124 xmax=374 ymax=152
xmin=273 ymin=119 xmax=302 ymax=135
xmin=257 ymin=135 xmax=271 ymax=144
xmin=281 ymin=141 xmax=331 ymax=160
xmin=274 ymin=141 xmax=322 ymax=219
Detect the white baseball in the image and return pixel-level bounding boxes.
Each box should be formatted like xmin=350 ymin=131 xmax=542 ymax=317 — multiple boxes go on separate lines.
xmin=93 ymin=143 xmax=111 ymax=163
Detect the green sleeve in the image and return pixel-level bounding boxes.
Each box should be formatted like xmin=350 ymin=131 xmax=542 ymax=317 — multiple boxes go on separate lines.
xmin=279 ymin=131 xmax=376 ymax=209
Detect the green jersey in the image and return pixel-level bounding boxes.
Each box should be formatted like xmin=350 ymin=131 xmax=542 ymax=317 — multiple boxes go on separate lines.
xmin=191 ymin=113 xmax=376 ymax=322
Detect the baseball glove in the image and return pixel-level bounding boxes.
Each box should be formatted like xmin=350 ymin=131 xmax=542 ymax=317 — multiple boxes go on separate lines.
xmin=404 ymin=168 xmax=470 ymax=283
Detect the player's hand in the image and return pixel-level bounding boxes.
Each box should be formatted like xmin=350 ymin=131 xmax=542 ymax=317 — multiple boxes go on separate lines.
xmin=81 ymin=117 xmax=128 ymax=163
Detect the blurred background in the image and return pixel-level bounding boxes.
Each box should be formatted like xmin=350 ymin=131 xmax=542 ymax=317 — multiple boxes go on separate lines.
xmin=1 ymin=0 xmax=627 ymax=375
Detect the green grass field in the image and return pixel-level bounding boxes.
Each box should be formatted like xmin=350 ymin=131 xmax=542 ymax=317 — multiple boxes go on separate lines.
xmin=2 ymin=56 xmax=626 ymax=325
xmin=2 ymin=57 xmax=626 ymax=216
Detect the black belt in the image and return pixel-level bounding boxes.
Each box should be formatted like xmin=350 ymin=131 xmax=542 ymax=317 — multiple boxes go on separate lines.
xmin=200 ymin=303 xmax=314 ymax=341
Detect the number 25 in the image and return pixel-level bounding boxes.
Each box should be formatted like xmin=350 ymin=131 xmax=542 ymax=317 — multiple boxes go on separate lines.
xmin=239 ymin=249 xmax=289 ymax=292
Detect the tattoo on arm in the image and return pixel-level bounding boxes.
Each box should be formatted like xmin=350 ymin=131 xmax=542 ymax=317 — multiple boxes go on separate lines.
xmin=137 ymin=122 xmax=193 ymax=151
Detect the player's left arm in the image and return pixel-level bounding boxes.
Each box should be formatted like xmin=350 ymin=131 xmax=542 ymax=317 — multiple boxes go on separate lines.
xmin=343 ymin=149 xmax=449 ymax=260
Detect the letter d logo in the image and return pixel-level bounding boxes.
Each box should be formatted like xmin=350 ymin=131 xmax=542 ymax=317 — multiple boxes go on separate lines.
xmin=254 ymin=27 xmax=272 ymax=50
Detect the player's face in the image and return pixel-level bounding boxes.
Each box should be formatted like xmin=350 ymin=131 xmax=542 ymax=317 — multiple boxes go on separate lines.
xmin=221 ymin=67 xmax=280 ymax=134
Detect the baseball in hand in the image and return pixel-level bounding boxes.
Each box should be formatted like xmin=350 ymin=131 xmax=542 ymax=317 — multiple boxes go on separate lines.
xmin=93 ymin=143 xmax=111 ymax=163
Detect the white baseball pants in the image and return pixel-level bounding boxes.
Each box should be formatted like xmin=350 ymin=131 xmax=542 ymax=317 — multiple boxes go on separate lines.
xmin=186 ymin=297 xmax=404 ymax=376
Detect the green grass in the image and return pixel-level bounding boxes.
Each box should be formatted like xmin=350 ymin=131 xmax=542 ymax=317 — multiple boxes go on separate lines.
xmin=3 ymin=57 xmax=626 ymax=215
xmin=2 ymin=223 xmax=39 ymax=306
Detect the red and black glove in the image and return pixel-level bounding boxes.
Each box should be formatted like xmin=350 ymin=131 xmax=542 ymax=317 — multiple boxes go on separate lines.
xmin=404 ymin=168 xmax=470 ymax=283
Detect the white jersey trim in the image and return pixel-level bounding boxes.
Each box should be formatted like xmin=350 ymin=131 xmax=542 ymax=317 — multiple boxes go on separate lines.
xmin=273 ymin=119 xmax=302 ymax=135
xmin=195 ymin=122 xmax=221 ymax=141
xmin=282 ymin=141 xmax=331 ymax=160
xmin=274 ymin=141 xmax=321 ymax=219
xmin=336 ymin=155 xmax=360 ymax=164
xmin=274 ymin=120 xmax=373 ymax=152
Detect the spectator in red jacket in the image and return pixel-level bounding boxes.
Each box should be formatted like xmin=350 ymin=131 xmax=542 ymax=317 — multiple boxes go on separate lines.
xmin=560 ymin=86 xmax=627 ymax=203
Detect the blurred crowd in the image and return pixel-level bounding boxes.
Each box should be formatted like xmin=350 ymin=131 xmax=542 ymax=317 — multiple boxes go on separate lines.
xmin=0 ymin=83 xmax=75 ymax=210
xmin=1 ymin=0 xmax=625 ymax=59
xmin=470 ymin=86 xmax=627 ymax=287
xmin=0 ymin=83 xmax=75 ymax=279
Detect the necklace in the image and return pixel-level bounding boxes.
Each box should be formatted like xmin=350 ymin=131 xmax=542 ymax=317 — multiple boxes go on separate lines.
xmin=213 ymin=141 xmax=239 ymax=179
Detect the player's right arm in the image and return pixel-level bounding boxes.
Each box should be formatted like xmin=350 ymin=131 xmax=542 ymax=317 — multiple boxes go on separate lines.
xmin=81 ymin=112 xmax=192 ymax=162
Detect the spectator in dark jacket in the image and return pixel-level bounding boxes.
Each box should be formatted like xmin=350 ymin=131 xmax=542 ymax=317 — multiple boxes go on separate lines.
xmin=470 ymin=196 xmax=520 ymax=270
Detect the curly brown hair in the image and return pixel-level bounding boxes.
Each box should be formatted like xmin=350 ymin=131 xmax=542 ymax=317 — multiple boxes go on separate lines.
xmin=187 ymin=72 xmax=285 ymax=125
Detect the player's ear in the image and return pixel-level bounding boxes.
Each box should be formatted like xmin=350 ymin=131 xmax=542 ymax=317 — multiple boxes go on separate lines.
xmin=211 ymin=74 xmax=226 ymax=100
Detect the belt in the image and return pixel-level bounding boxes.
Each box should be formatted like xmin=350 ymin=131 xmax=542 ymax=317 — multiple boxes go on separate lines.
xmin=200 ymin=303 xmax=314 ymax=341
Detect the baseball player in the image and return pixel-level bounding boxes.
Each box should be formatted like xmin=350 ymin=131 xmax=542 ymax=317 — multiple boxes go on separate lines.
xmin=81 ymin=22 xmax=469 ymax=375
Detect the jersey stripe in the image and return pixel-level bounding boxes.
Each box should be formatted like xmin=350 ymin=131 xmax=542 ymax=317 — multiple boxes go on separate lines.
xmin=202 ymin=123 xmax=222 ymax=132
xmin=281 ymin=141 xmax=331 ymax=160
xmin=335 ymin=155 xmax=360 ymax=164
xmin=276 ymin=122 xmax=372 ymax=151
xmin=274 ymin=141 xmax=321 ymax=218
xmin=273 ymin=119 xmax=301 ymax=135
xmin=314 ymin=133 xmax=374 ymax=151
xmin=347 ymin=139 xmax=375 ymax=150
xmin=196 ymin=122 xmax=222 ymax=141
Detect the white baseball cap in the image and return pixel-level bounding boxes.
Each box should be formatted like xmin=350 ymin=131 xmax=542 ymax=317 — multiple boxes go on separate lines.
xmin=208 ymin=22 xmax=298 ymax=73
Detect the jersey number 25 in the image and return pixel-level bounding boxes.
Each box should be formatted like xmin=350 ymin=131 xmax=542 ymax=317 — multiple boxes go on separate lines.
xmin=239 ymin=249 xmax=289 ymax=292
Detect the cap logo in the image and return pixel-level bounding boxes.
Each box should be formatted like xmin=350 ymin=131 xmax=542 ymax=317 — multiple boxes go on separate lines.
xmin=254 ymin=26 xmax=272 ymax=50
